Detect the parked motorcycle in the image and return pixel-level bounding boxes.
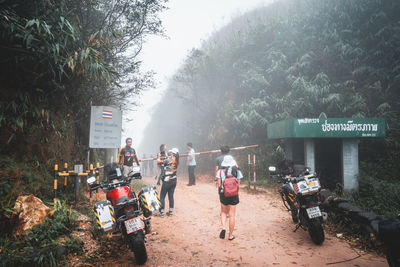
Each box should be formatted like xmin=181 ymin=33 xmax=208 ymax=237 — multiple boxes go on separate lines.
xmin=87 ymin=165 xmax=161 ymax=265
xmin=379 ymin=214 xmax=400 ymax=267
xmin=269 ymin=166 xmax=325 ymax=245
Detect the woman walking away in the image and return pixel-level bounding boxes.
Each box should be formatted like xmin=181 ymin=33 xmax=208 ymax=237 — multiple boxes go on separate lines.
xmin=155 ymin=144 xmax=167 ymax=185
xmin=215 ymin=145 xmax=243 ymax=240
xmin=156 ymin=148 xmax=179 ymax=217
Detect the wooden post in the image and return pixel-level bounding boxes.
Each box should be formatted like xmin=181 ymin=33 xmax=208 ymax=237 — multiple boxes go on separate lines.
xmin=253 ymin=154 xmax=256 ymax=190
xmin=62 ymin=162 xmax=67 ymax=191
xmin=54 ymin=164 xmax=58 ymax=203
xmin=74 ymin=164 xmax=83 ymax=202
xmin=248 ymin=154 xmax=251 ymax=189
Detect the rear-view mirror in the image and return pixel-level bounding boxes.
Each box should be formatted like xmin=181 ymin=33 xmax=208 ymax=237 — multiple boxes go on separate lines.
xmin=268 ymin=166 xmax=276 ymax=172
xmin=87 ymin=176 xmax=96 ymax=184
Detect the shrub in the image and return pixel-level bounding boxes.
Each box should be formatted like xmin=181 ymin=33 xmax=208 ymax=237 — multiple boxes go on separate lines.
xmin=0 ymin=201 xmax=81 ymax=266
xmin=348 ymin=170 xmax=400 ymax=219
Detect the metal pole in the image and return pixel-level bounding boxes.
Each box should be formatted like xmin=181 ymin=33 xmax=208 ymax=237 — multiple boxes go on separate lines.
xmin=253 ymin=154 xmax=256 ymax=190
xmin=87 ymin=149 xmax=90 ymax=171
xmin=96 ymin=162 xmax=100 ymax=201
xmin=140 ymin=144 xmax=259 ymax=161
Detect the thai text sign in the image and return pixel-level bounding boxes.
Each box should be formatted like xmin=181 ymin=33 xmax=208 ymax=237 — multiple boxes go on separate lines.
xmin=268 ymin=118 xmax=386 ymax=139
xmin=89 ymin=106 xmax=122 ymax=148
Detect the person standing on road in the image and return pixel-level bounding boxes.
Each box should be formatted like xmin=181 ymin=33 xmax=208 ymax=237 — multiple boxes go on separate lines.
xmin=155 ymin=144 xmax=167 ymax=185
xmin=186 ymin=142 xmax=196 ymax=186
xmin=142 ymin=154 xmax=147 ymax=176
xmin=215 ymin=145 xmax=242 ymax=241
xmin=156 ymin=148 xmax=179 ymax=217
xmin=117 ymin=137 xmax=140 ymax=177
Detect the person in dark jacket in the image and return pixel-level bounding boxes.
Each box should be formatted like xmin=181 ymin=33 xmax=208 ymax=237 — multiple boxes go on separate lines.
xmin=117 ymin=137 xmax=139 ymax=177
xmin=156 ymin=148 xmax=179 ymax=217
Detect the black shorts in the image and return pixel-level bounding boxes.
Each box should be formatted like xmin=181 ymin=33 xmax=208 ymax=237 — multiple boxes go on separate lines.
xmin=219 ymin=190 xmax=239 ymax=206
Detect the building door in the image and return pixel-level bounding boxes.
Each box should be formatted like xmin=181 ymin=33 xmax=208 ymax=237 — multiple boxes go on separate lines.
xmin=315 ymin=138 xmax=342 ymax=190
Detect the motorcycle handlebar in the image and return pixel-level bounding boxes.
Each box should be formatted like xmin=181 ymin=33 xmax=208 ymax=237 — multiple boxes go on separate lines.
xmin=92 ymin=175 xmax=142 ymax=190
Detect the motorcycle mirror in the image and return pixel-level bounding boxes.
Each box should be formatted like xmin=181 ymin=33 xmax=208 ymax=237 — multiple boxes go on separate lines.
xmin=132 ymin=166 xmax=141 ymax=173
xmin=116 ymin=167 xmax=122 ymax=177
xmin=268 ymin=166 xmax=276 ymax=172
xmin=87 ymin=176 xmax=96 ymax=184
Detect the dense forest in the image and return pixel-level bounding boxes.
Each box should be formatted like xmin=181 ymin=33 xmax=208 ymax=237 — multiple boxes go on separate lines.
xmin=0 ymin=0 xmax=166 ymax=194
xmin=0 ymin=1 xmax=166 ymax=263
xmin=140 ymin=0 xmax=400 ymax=216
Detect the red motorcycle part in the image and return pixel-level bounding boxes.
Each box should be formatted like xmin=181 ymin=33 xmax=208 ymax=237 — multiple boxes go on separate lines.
xmin=106 ymin=186 xmax=132 ymax=206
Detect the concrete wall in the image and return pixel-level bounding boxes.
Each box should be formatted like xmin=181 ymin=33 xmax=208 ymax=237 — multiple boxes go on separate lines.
xmin=304 ymin=139 xmax=315 ymax=173
xmin=342 ymin=139 xmax=359 ymax=191
xmin=285 ymin=139 xmax=294 ymax=162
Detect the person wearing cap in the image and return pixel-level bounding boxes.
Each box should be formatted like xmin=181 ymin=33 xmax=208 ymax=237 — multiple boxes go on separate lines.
xmin=215 ymin=145 xmax=243 ymax=241
xmin=117 ymin=137 xmax=140 ymax=178
xmin=156 ymin=148 xmax=179 ymax=217
xmin=186 ymin=142 xmax=196 ymax=186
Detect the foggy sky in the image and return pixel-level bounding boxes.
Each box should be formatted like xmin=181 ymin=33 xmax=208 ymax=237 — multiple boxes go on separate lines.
xmin=121 ymin=0 xmax=272 ymax=150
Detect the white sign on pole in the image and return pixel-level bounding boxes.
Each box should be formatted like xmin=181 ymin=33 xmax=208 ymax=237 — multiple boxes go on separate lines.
xmin=89 ymin=106 xmax=122 ymax=148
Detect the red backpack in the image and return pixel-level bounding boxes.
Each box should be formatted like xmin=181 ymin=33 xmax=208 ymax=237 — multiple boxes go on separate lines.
xmin=222 ymin=167 xmax=239 ymax=197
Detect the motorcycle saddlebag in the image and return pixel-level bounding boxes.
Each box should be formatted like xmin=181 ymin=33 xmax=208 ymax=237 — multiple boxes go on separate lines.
xmin=379 ymin=218 xmax=400 ymax=248
xmin=93 ymin=200 xmax=116 ymax=232
xmin=139 ymin=185 xmax=161 ymax=214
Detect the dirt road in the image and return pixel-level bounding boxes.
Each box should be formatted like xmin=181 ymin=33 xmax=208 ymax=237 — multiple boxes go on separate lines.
xmin=96 ymin=176 xmax=387 ymax=267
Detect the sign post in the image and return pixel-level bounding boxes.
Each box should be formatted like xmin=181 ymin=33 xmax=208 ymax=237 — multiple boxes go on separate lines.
xmin=89 ymin=106 xmax=122 ymax=149
xmin=87 ymin=106 xmax=122 ymax=199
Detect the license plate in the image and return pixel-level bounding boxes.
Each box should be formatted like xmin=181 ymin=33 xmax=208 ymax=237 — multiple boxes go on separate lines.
xmin=124 ymin=217 xmax=144 ymax=234
xmin=306 ymin=207 xmax=322 ymax=219
xmin=308 ymin=182 xmax=315 ymax=187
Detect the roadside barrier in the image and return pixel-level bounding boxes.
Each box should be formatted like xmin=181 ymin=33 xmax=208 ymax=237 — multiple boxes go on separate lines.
xmin=53 ymin=163 xmax=103 ymax=203
xmin=140 ymin=144 xmax=259 ymax=188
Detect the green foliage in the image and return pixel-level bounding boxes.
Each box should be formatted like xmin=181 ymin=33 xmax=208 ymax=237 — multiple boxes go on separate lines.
xmin=142 ymin=0 xmax=400 ymax=150
xmin=139 ymin=0 xmax=400 ymax=218
xmin=0 ymin=156 xmax=53 ymax=202
xmin=347 ymin=169 xmax=400 ymax=218
xmin=0 ymin=201 xmax=81 ymax=266
xmin=0 ymin=0 xmax=167 ymax=168
xmin=0 ymin=1 xmax=166 ymax=265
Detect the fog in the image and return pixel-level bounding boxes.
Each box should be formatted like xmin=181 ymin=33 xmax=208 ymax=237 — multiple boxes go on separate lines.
xmin=121 ymin=0 xmax=272 ymax=151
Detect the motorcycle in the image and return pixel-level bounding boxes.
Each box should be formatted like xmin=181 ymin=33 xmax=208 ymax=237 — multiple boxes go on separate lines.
xmin=269 ymin=166 xmax=325 ymax=245
xmin=379 ymin=214 xmax=400 ymax=267
xmin=87 ymin=165 xmax=161 ymax=265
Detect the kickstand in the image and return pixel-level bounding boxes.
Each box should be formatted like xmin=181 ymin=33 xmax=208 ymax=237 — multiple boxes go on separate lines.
xmin=293 ymin=223 xmax=302 ymax=232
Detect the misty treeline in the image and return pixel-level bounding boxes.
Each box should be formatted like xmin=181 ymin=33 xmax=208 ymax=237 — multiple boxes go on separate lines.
xmin=0 ymin=0 xmax=166 ymax=202
xmin=140 ymin=0 xmax=400 ymax=215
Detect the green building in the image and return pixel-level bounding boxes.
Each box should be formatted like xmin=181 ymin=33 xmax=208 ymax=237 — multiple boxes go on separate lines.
xmin=267 ymin=117 xmax=386 ymax=191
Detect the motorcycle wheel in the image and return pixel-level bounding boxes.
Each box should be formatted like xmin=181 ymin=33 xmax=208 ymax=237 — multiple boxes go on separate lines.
xmin=129 ymin=231 xmax=148 ymax=265
xmin=386 ymin=247 xmax=400 ymax=267
xmin=289 ymin=202 xmax=298 ymax=223
xmin=285 ymin=195 xmax=298 ymax=223
xmin=308 ymin=218 xmax=325 ymax=245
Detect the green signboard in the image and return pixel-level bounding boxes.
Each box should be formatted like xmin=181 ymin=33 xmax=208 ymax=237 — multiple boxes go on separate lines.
xmin=267 ymin=118 xmax=386 ymax=139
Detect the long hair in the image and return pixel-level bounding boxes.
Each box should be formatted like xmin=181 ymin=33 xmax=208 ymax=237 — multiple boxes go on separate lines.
xmin=159 ymin=144 xmax=166 ymax=152
xmin=174 ymin=152 xmax=179 ymax=167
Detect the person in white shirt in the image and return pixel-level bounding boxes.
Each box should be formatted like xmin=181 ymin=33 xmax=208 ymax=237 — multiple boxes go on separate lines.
xmin=186 ymin=142 xmax=196 ymax=186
